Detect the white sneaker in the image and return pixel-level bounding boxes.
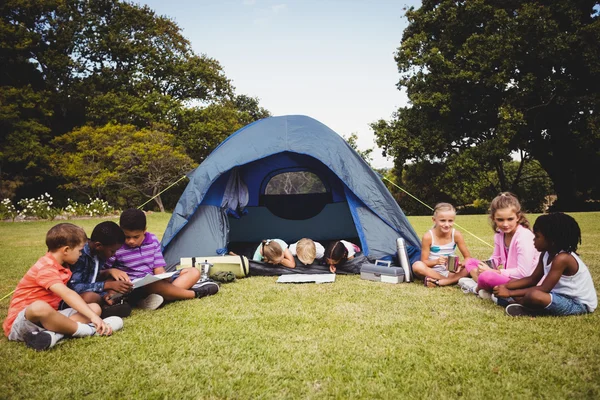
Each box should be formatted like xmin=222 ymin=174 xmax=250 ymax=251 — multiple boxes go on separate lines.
xmin=491 ymin=294 xmax=499 ymax=304
xmin=136 ymin=294 xmax=164 ymax=310
xmin=458 ymin=277 xmax=477 ymax=294
xmin=93 ymin=316 xmax=124 ymax=336
xmin=478 ymin=289 xmax=492 ymax=300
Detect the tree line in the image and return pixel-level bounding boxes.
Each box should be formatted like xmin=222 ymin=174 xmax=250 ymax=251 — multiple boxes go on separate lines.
xmin=372 ymin=0 xmax=600 ymax=212
xmin=1 ymin=0 xmax=269 ymax=211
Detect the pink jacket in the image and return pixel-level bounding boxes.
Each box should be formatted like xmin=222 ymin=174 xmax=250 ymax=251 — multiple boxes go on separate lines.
xmin=490 ymin=224 xmax=540 ymax=279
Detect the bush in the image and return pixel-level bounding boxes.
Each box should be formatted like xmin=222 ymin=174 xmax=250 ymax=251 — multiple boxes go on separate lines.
xmin=17 ymin=194 xmax=60 ymax=220
xmin=0 ymin=198 xmax=18 ymax=221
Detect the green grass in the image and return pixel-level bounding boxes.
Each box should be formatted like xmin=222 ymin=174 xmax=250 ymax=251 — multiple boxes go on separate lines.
xmin=1 ymin=213 xmax=599 ymax=399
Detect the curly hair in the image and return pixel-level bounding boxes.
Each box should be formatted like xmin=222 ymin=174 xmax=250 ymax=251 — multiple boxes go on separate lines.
xmin=533 ymin=213 xmax=581 ymax=254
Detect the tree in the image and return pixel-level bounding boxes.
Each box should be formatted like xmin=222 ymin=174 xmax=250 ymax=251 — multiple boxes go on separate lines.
xmin=0 ymin=0 xmax=232 ymax=198
xmin=373 ymin=0 xmax=600 ymax=210
xmin=176 ymin=95 xmax=271 ymax=163
xmin=50 ymin=124 xmax=196 ymax=211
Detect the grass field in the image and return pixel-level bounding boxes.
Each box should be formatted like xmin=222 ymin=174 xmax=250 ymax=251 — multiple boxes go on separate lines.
xmin=0 ymin=212 xmax=599 ymax=399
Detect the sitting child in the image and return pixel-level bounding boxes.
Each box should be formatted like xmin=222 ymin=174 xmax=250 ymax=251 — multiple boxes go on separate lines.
xmin=494 ymin=212 xmax=597 ymax=317
xmin=289 ymin=238 xmax=325 ymax=265
xmin=3 ymin=223 xmax=122 ymax=351
xmin=105 ymin=209 xmax=218 ymax=310
xmin=252 ymin=239 xmax=295 ymax=268
xmin=411 ymin=203 xmax=472 ymax=287
xmin=67 ymin=221 xmax=133 ymax=318
xmin=323 ymin=240 xmax=360 ymax=273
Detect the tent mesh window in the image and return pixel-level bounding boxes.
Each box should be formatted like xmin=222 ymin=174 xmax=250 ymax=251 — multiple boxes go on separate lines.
xmin=260 ymin=170 xmax=332 ymax=220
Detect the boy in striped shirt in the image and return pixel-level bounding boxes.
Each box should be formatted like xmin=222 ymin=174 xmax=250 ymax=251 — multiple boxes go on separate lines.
xmin=105 ymin=209 xmax=218 ymax=310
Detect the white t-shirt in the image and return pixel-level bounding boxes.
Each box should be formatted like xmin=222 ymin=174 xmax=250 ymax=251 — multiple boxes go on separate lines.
xmin=289 ymin=241 xmax=325 ymax=260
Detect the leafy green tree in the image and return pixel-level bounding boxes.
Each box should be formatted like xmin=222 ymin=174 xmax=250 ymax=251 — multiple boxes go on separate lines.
xmin=50 ymin=124 xmax=196 ymax=211
xmin=176 ymin=95 xmax=270 ymax=163
xmin=0 ymin=0 xmax=233 ymax=198
xmin=373 ymin=0 xmax=600 ymax=210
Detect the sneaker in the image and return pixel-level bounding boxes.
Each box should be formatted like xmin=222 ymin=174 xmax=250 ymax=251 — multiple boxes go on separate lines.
xmin=101 ymin=316 xmax=124 ymax=333
xmin=458 ymin=277 xmax=477 ymax=294
xmin=505 ymin=304 xmax=538 ymax=317
xmin=24 ymin=330 xmax=54 ymax=351
xmin=136 ymin=294 xmax=164 ymax=310
xmin=101 ymin=302 xmax=132 ymax=319
xmin=478 ymin=289 xmax=492 ymax=300
xmin=192 ymin=281 xmax=220 ymax=298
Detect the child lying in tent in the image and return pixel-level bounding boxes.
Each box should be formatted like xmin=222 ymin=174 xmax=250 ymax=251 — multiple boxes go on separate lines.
xmin=251 ymin=239 xmax=295 ymax=268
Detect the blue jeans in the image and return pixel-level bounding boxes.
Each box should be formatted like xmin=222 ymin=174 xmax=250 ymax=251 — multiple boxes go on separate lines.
xmin=545 ymin=292 xmax=589 ymax=316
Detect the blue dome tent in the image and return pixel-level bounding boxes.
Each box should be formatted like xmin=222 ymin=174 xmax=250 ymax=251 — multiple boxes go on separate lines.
xmin=161 ymin=115 xmax=420 ymax=271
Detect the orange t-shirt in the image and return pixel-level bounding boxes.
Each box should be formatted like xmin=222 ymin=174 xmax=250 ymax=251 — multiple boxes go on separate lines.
xmin=3 ymin=253 xmax=72 ymax=337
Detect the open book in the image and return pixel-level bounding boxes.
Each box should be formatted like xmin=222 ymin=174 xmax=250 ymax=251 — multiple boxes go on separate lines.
xmin=131 ymin=271 xmax=177 ymax=289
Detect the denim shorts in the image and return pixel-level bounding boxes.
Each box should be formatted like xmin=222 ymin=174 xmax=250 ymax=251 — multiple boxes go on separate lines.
xmin=545 ymin=292 xmax=589 ymax=316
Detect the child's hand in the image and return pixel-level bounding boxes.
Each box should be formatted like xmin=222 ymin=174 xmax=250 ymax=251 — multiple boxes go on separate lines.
xmin=107 ymin=268 xmax=130 ymax=282
xmin=329 ymin=264 xmax=337 ymax=273
xmin=493 ymin=285 xmax=510 ymax=298
xmin=477 ymin=261 xmax=491 ymax=273
xmin=91 ymin=315 xmax=112 ymax=336
xmin=438 ymin=256 xmax=448 ymax=267
xmin=105 ymin=280 xmax=133 ymax=294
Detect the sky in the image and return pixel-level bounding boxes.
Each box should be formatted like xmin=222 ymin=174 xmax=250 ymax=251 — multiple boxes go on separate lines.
xmin=139 ymin=0 xmax=422 ymax=168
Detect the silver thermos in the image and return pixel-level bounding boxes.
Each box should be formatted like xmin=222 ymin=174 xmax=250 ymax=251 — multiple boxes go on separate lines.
xmin=396 ymin=238 xmax=411 ymax=282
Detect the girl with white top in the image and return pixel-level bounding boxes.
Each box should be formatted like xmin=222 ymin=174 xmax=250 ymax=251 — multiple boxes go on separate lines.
xmin=411 ymin=203 xmax=472 ymax=287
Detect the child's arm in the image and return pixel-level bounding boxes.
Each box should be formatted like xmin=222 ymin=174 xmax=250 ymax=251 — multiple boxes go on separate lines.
xmin=279 ymin=249 xmax=296 ymax=269
xmin=98 ymin=268 xmax=131 ymax=282
xmin=499 ymin=232 xmax=538 ymax=278
xmin=493 ymin=257 xmax=545 ymax=298
xmin=419 ymin=232 xmax=445 ymax=267
xmin=50 ymin=282 xmax=110 ymax=335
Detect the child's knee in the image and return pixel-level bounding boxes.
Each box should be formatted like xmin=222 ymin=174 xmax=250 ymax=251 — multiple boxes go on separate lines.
xmin=464 ymin=258 xmax=479 ymax=273
xmin=411 ymin=261 xmax=426 ymax=275
xmin=184 ymin=267 xmax=201 ymax=280
xmin=25 ymin=301 xmax=54 ymax=318
xmin=87 ymin=303 xmax=102 ymax=315
xmin=80 ymin=291 xmax=102 ymax=304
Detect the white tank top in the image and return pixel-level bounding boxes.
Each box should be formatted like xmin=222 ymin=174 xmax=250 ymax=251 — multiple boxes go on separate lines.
xmin=428 ymin=229 xmax=456 ymax=261
xmin=544 ymin=252 xmax=597 ymax=312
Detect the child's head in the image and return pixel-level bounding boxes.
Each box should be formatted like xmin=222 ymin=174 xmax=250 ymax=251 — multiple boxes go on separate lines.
xmin=489 ymin=192 xmax=530 ymax=233
xmin=120 ymin=208 xmax=147 ymax=248
xmin=90 ymin=221 xmax=126 ymax=259
xmin=296 ymin=238 xmax=317 ymax=265
xmin=432 ymin=203 xmax=456 ymax=231
xmin=533 ymin=213 xmax=581 ymax=254
xmin=46 ymin=223 xmax=87 ymax=264
xmin=261 ymin=240 xmax=284 ymax=264
xmin=324 ymin=241 xmax=349 ymax=267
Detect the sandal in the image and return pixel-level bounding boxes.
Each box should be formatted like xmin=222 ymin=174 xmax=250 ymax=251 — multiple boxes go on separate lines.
xmin=424 ymin=277 xmax=440 ymax=288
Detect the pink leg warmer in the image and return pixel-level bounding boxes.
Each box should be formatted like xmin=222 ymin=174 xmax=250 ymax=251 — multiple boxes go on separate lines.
xmin=477 ymin=270 xmax=511 ymax=291
xmin=464 ymin=258 xmax=480 ymax=273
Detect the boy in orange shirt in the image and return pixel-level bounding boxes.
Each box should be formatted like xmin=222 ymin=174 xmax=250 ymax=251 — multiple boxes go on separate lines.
xmin=3 ymin=223 xmax=122 ymax=351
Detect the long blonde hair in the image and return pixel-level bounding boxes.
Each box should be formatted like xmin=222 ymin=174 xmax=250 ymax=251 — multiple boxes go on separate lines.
xmin=489 ymin=192 xmax=530 ymax=232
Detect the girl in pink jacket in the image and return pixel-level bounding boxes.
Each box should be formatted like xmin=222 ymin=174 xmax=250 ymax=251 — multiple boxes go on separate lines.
xmin=459 ymin=193 xmax=540 ymax=298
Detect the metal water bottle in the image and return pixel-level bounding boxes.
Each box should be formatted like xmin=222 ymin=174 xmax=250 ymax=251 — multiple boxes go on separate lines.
xmin=396 ymin=238 xmax=411 ymax=283
xmin=199 ymin=259 xmax=212 ymax=282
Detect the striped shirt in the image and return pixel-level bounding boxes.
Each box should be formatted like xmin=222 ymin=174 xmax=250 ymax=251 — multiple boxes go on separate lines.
xmin=105 ymin=232 xmax=166 ymax=279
